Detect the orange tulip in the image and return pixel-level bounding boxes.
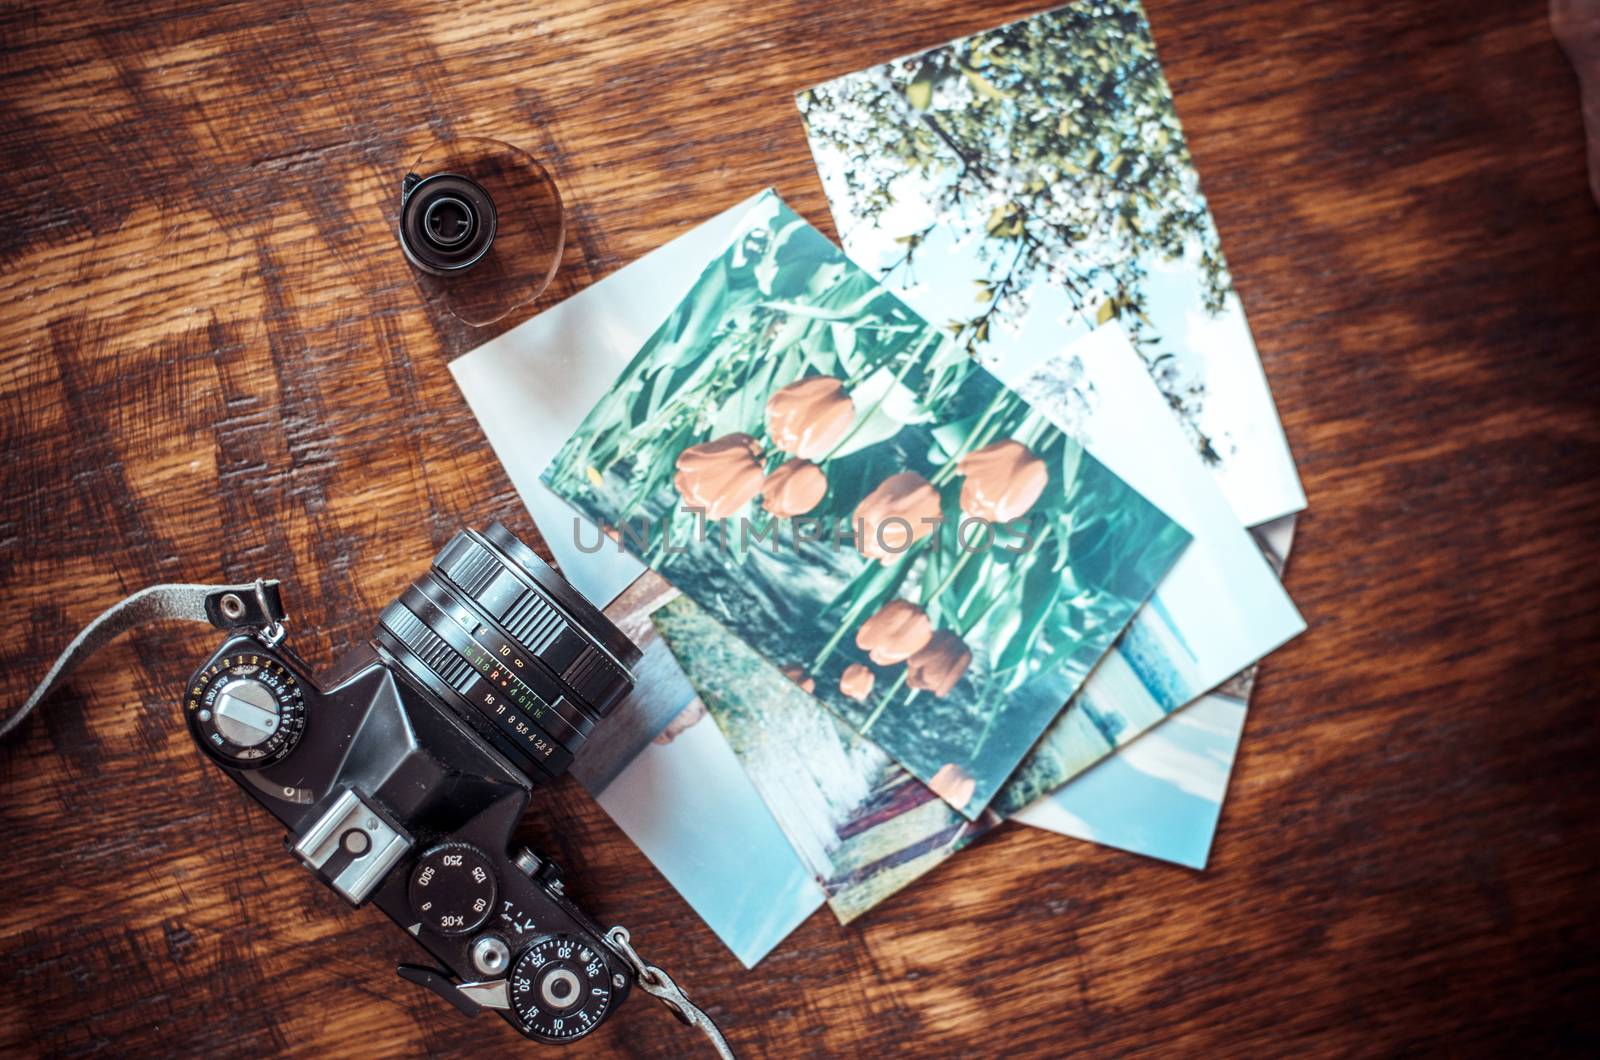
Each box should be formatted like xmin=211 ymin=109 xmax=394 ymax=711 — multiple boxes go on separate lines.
xmin=906 ymin=630 xmax=971 ymax=697
xmin=957 ymin=439 xmax=1048 ymax=522
xmin=852 ymin=471 xmax=942 ymax=563
xmin=854 ymin=599 xmax=934 ymax=665
xmin=673 ymin=433 xmax=765 ymax=519
xmin=779 ymin=663 xmax=816 ymax=694
xmin=928 ymin=763 xmax=977 ymax=810
xmin=761 ymin=459 xmax=828 ymax=517
xmin=766 ymin=376 xmax=855 ymax=459
xmin=839 ymin=663 xmax=875 ymax=702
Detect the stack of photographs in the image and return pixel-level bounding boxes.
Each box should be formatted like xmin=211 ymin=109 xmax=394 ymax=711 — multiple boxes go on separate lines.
xmin=451 ymin=0 xmax=1307 ymax=963
xmin=540 ymin=191 xmax=1194 ymax=822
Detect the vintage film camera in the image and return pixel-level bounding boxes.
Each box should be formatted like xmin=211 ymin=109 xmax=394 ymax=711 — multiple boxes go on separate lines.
xmin=185 ymin=524 xmax=642 ymax=1044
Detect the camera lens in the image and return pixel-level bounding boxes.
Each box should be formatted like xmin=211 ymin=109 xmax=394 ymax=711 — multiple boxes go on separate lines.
xmin=375 ymin=525 xmax=640 ymax=782
xmin=398 ymin=172 xmax=497 ymax=274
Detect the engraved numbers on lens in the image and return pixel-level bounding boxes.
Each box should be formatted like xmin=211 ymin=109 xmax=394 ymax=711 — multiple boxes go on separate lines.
xmin=185 ymin=653 xmax=307 ymax=769
xmin=406 ymin=843 xmax=497 ymax=936
xmin=509 ymin=935 xmax=611 ymax=1042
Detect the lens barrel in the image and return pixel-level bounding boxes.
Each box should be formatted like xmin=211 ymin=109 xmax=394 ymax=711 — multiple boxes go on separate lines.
xmin=376 ymin=525 xmax=639 ymax=782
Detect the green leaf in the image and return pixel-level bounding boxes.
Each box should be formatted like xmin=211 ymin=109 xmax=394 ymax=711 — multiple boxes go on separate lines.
xmin=821 ymin=548 xmax=915 ymax=622
xmin=996 ymin=546 xmax=1062 ymax=674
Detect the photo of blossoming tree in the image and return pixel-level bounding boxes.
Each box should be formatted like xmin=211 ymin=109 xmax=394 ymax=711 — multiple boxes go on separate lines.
xmin=797 ymin=0 xmax=1306 ymax=529
xmin=543 ymin=191 xmax=1190 ymax=818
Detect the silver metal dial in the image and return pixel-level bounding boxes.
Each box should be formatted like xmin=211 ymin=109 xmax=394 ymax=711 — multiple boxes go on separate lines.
xmin=213 ymin=678 xmax=281 ymax=746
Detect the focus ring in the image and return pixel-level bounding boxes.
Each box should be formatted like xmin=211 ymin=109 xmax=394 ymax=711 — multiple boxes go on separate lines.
xmin=434 ymin=534 xmax=631 ymax=717
xmin=479 ymin=524 xmax=640 ymax=667
xmin=381 ymin=606 xmax=475 ymax=697
xmin=372 ymin=525 xmax=639 ymax=786
xmin=398 ymin=582 xmax=589 ymax=748
xmin=376 ymin=603 xmax=574 ymax=780
xmin=404 ymin=576 xmax=597 ymax=735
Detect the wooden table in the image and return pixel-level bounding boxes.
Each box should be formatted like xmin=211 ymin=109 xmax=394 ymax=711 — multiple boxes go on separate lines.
xmin=3 ymin=0 xmax=1597 ymax=1054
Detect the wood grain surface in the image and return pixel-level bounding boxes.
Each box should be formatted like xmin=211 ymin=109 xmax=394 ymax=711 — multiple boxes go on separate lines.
xmin=3 ymin=0 xmax=1598 ymax=1055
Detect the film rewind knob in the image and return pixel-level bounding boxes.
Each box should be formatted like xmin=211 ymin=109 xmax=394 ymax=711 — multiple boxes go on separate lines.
xmin=186 ymin=654 xmax=307 ymax=769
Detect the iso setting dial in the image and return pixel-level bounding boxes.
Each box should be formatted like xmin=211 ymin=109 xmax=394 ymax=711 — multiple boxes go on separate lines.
xmin=185 ymin=653 xmax=306 ymax=768
xmin=510 ymin=935 xmax=612 ymax=1042
xmin=407 ymin=843 xmax=497 ymax=935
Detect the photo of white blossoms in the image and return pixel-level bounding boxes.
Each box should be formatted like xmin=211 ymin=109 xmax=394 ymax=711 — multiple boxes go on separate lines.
xmin=799 ymin=0 xmax=1306 ymax=529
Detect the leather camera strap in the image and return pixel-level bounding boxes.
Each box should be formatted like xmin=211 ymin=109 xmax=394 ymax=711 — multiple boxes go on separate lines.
xmin=0 ymin=580 xmax=285 ymax=741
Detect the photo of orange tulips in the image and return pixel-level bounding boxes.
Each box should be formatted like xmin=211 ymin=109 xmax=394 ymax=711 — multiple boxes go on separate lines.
xmin=544 ymin=191 xmax=1190 ymax=818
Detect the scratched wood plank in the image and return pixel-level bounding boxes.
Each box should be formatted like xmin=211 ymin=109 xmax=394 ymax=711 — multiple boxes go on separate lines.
xmin=2 ymin=0 xmax=1598 ymax=1055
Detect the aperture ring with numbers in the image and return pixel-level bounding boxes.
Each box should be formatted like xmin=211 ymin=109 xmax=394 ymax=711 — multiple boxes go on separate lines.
xmin=432 ymin=531 xmax=634 ymax=718
xmin=397 ymin=584 xmax=589 ymax=750
xmin=403 ymin=577 xmax=597 ymax=737
xmin=375 ymin=603 xmax=574 ymax=782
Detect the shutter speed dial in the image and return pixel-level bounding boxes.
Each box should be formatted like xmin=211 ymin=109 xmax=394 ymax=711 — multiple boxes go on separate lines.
xmin=185 ymin=653 xmax=306 ymax=768
xmin=407 ymin=843 xmax=497 ymax=935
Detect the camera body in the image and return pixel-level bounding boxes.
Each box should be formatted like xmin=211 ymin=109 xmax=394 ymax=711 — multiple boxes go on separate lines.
xmin=183 ymin=525 xmax=640 ymax=1044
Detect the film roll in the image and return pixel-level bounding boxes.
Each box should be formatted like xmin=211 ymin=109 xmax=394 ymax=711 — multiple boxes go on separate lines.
xmin=397 ymin=136 xmax=565 ymax=327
